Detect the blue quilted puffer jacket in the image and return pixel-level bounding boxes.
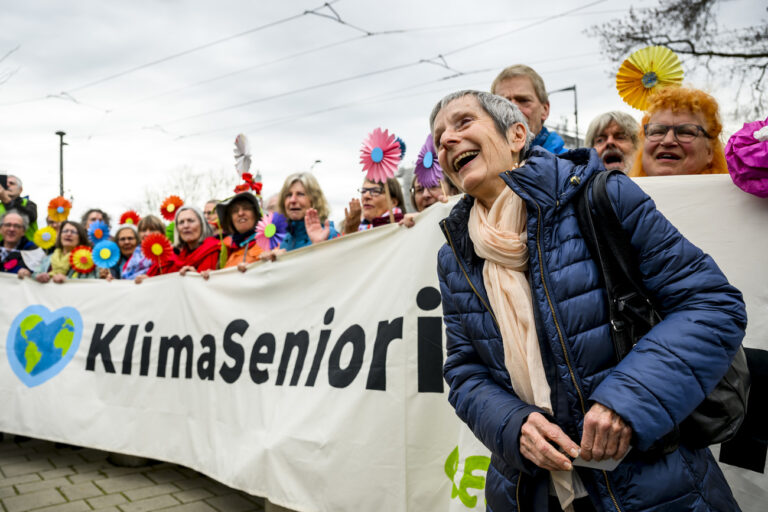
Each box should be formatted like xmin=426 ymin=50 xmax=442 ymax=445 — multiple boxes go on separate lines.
xmin=437 ymin=147 xmax=747 ymax=512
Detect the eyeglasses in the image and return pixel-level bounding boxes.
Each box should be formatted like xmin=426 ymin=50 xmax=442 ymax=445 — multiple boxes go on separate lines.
xmin=411 ymin=185 xmax=441 ymax=196
xmin=117 ymin=237 xmax=137 ymax=243
xmin=204 ymin=210 xmax=216 ymax=216
xmin=1 ymin=223 xmax=23 ymax=230
xmin=60 ymin=228 xmax=79 ymax=235
xmin=359 ymin=186 xmax=384 ymax=197
xmin=644 ymin=123 xmax=712 ymax=143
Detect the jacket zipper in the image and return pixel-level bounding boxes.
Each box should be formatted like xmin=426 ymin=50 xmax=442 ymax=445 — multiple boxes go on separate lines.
xmin=530 ymin=200 xmax=623 ymax=512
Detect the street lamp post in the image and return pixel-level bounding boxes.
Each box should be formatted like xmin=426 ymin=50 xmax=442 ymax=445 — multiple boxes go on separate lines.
xmin=548 ymin=85 xmax=580 ymax=147
xmin=55 ymin=131 xmax=67 ymax=196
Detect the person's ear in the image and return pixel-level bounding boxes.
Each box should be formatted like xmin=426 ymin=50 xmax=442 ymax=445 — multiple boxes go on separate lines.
xmin=541 ymin=101 xmax=550 ymax=123
xmin=506 ymin=122 xmax=527 ymax=153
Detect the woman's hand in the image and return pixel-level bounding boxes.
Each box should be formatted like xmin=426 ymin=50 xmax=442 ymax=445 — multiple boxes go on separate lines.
xmin=580 ymin=403 xmax=632 ymax=461
xmin=134 ymin=275 xmax=147 ymax=284
xmin=179 ymin=266 xmax=194 ymax=276
xmin=200 ymin=270 xmax=210 ymax=280
xmin=259 ymin=248 xmax=286 ymax=262
xmin=17 ymin=268 xmax=31 ymax=279
xmin=305 ymin=208 xmax=330 ymax=244
xmin=237 ymin=262 xmax=248 ymax=273
xmin=105 ymin=273 xmax=114 ymax=282
xmin=520 ymin=412 xmax=580 ymax=471
xmin=36 ymin=273 xmax=51 ymax=284
xmin=343 ymin=198 xmax=362 ymax=234
xmin=52 ymin=274 xmax=67 ymax=284
xmin=98 ymin=268 xmax=110 ymax=279
xmin=399 ymin=213 xmax=417 ymax=228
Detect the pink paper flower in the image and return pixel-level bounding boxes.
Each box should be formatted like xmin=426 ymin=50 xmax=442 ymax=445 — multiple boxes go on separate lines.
xmin=360 ymin=128 xmax=401 ymax=183
xmin=414 ymin=133 xmax=443 ymax=188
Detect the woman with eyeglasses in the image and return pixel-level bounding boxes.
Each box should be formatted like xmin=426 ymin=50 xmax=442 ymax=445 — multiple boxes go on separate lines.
xmin=343 ymin=178 xmax=406 ymax=233
xmin=35 ymin=220 xmax=96 ymax=283
xmin=107 ymin=224 xmax=139 ymax=279
xmin=630 ymin=87 xmax=729 ymax=177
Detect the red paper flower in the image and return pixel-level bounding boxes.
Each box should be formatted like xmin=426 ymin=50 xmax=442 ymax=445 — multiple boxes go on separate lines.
xmin=47 ymin=196 xmax=72 ymax=222
xmin=160 ymin=195 xmax=184 ymax=221
xmin=234 ymin=184 xmax=250 ymax=193
xmin=141 ymin=233 xmax=173 ymax=265
xmin=69 ymin=246 xmax=95 ymax=274
xmin=360 ymin=128 xmax=400 ymax=183
xmin=233 ymin=172 xmax=263 ymax=195
xmin=120 ymin=210 xmax=141 ymax=225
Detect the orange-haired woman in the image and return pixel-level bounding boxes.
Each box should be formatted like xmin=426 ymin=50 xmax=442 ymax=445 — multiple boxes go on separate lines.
xmin=630 ymin=86 xmax=728 ymax=177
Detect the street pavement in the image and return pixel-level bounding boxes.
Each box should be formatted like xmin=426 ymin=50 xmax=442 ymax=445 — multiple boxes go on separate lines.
xmin=0 ymin=435 xmax=266 ymax=512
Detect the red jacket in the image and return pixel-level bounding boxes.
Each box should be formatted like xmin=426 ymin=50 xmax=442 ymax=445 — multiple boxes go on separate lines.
xmin=148 ymin=236 xmax=221 ymax=276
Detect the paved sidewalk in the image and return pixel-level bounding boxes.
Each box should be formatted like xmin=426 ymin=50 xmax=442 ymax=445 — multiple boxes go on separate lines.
xmin=0 ymin=435 xmax=265 ymax=512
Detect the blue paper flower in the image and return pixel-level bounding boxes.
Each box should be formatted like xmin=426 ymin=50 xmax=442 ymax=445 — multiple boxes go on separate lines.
xmin=88 ymin=220 xmax=110 ymax=244
xmin=92 ymin=240 xmax=120 ymax=269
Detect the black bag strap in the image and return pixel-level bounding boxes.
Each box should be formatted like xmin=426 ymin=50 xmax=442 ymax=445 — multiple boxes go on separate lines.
xmin=574 ymin=170 xmax=662 ymax=361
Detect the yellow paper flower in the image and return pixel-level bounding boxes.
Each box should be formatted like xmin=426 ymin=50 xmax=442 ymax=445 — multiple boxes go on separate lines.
xmin=616 ymin=46 xmax=684 ymax=110
xmin=33 ymin=227 xmax=57 ymax=249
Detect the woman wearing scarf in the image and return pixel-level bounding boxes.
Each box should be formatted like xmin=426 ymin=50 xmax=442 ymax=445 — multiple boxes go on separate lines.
xmin=342 ymin=177 xmax=406 ymax=233
xmin=432 ymin=90 xmax=745 ymax=511
xmin=35 ymin=220 xmax=97 ymax=282
xmin=144 ymin=206 xmax=220 ymax=279
xmin=277 ymin=172 xmax=339 ymax=251
xmin=215 ymin=192 xmax=263 ymax=270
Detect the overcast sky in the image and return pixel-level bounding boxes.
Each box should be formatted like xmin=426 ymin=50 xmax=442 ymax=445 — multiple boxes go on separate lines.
xmin=0 ymin=0 xmax=762 ymax=226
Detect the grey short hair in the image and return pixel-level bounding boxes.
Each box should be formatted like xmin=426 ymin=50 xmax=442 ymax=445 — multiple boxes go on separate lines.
xmin=1 ymin=209 xmax=30 ymax=232
xmin=429 ymin=90 xmax=532 ymax=152
xmin=8 ymin=175 xmax=21 ymax=188
xmin=173 ymin=205 xmax=212 ymax=249
xmin=584 ymin=111 xmax=640 ymax=148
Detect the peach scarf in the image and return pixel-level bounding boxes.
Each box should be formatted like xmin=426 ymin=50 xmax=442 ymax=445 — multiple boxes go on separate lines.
xmin=468 ymin=185 xmax=575 ymax=512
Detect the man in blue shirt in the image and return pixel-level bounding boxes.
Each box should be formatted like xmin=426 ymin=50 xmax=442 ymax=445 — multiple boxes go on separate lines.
xmin=491 ymin=65 xmax=566 ymax=154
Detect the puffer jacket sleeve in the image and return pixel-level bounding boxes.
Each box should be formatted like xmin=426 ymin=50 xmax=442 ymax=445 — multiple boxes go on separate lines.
xmin=438 ymin=247 xmax=546 ymax=475
xmin=588 ymin=174 xmax=747 ymax=451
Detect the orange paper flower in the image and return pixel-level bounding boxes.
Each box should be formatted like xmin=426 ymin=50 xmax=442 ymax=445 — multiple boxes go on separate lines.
xmin=47 ymin=196 xmax=72 ymax=222
xmin=160 ymin=195 xmax=184 ymax=221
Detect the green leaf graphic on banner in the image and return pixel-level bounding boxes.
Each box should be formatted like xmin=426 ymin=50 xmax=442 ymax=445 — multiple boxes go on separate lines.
xmin=445 ymin=446 xmax=491 ymax=508
xmin=445 ymin=446 xmax=460 ymax=498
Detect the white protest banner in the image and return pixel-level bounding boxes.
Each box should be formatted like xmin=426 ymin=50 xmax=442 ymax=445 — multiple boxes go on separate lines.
xmin=1 ymin=175 xmax=766 ymax=511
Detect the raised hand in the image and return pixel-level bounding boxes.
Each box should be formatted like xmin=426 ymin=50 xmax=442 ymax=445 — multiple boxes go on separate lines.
xmin=305 ymin=208 xmax=330 ymax=244
xmin=343 ymin=198 xmax=362 ymax=234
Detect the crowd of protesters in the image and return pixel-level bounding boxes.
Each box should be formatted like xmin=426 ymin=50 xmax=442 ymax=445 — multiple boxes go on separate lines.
xmin=2 ymin=65 xmax=747 ymax=286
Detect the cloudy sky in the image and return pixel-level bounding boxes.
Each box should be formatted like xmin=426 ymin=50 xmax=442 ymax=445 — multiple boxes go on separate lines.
xmin=0 ymin=0 xmax=762 ymax=225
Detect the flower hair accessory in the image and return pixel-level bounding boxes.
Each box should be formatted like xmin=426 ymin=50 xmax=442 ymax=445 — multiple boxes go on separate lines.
xmin=47 ymin=197 xmax=72 ymax=222
xmin=160 ymin=195 xmax=184 ymax=221
xmin=88 ymin=220 xmax=110 ymax=244
xmin=616 ymin=46 xmax=684 ymax=110
xmin=415 ymin=133 xmax=443 ymax=188
xmin=360 ymin=128 xmax=401 ymax=183
xmin=256 ymin=212 xmax=288 ymax=251
xmin=141 ymin=233 xmax=173 ymax=267
xmin=234 ymin=172 xmax=263 ymax=195
xmin=120 ymin=210 xmax=141 ymax=225
xmin=93 ymin=240 xmax=120 ymax=269
xmin=33 ymin=227 xmax=57 ymax=249
xmin=69 ymin=246 xmax=95 ymax=274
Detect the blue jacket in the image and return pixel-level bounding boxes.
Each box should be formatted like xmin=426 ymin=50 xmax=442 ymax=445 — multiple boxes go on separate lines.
xmin=531 ymin=126 xmax=566 ymax=154
xmin=437 ymin=147 xmax=746 ymax=511
xmin=281 ymin=219 xmax=339 ymax=252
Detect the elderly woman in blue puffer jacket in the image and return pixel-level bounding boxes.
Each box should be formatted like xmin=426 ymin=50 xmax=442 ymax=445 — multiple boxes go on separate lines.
xmin=432 ymin=90 xmax=746 ymax=512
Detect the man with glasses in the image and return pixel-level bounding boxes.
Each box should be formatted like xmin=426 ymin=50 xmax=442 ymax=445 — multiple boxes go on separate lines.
xmin=0 ymin=174 xmax=38 ymax=241
xmin=0 ymin=210 xmax=39 ymax=277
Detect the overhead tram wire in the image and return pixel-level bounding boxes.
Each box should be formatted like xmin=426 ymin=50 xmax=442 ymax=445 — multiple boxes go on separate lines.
xmin=172 ymin=48 xmax=603 ymax=139
xmin=159 ymin=0 xmax=609 ymax=132
xmin=158 ymin=61 xmax=422 ymax=126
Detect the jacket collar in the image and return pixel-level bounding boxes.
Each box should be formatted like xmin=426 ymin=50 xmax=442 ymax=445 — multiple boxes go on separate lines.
xmin=501 ymin=147 xmax=602 ymax=209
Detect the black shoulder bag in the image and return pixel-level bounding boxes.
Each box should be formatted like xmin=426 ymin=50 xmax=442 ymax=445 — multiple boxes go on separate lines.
xmin=574 ymin=169 xmax=750 ymax=450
